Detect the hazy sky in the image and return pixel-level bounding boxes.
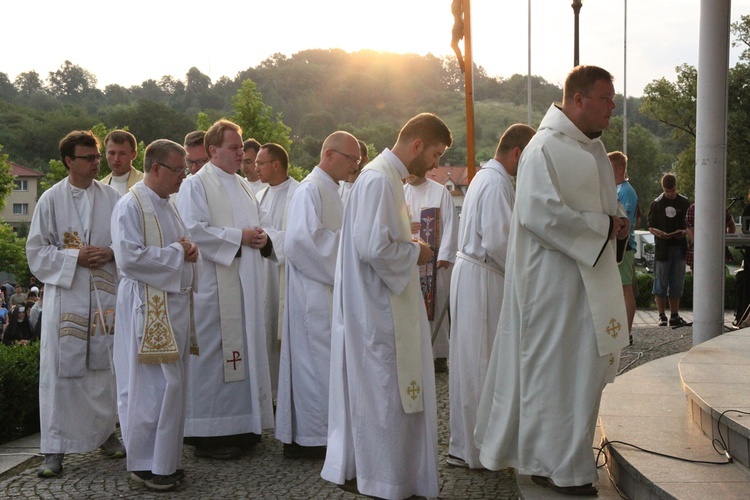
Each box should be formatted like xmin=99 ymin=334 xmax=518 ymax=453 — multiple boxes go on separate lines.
xmin=3 ymin=0 xmax=750 ymax=97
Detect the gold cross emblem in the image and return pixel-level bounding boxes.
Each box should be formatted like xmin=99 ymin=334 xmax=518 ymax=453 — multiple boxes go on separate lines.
xmin=605 ymin=318 xmax=621 ymax=338
xmin=406 ymin=380 xmax=421 ymax=400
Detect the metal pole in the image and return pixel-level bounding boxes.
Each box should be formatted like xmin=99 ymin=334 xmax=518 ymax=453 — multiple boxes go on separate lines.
xmin=623 ymin=0 xmax=628 ymax=155
xmin=463 ymin=0 xmax=476 ymax=181
xmin=694 ymin=0 xmax=730 ymax=344
xmin=527 ymin=0 xmax=532 ymax=126
xmin=572 ymin=1 xmax=582 ymax=67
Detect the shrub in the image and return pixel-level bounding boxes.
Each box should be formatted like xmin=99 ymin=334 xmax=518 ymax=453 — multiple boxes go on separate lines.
xmin=634 ymin=271 xmax=654 ymax=308
xmin=0 ymin=341 xmax=40 ymax=444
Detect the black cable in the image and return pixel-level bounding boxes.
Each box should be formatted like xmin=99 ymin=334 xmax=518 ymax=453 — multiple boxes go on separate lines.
xmin=595 ymin=439 xmax=732 ymax=466
xmin=713 ymin=409 xmax=750 ymax=460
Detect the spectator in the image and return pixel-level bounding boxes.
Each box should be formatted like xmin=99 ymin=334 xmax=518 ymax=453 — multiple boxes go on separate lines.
xmin=3 ymin=306 xmax=35 ymax=345
xmin=648 ymin=173 xmax=691 ymax=327
xmin=9 ymin=284 xmax=26 ymax=308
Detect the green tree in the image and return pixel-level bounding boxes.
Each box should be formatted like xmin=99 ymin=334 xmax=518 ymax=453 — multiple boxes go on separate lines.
xmin=0 ymin=222 xmax=28 ymax=281
xmin=0 ymin=145 xmax=16 ymax=212
xmin=40 ymin=159 xmax=68 ymax=193
xmin=47 ymin=60 xmax=98 ymax=99
xmin=232 ymin=79 xmax=291 ymax=151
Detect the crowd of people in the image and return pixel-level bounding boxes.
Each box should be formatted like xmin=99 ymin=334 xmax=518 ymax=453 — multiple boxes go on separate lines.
xmin=15 ymin=64 xmax=709 ymax=498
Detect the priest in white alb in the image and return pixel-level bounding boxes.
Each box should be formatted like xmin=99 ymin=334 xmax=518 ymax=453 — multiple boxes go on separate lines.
xmin=338 ymin=139 xmax=368 ymax=207
xmin=177 ymin=119 xmax=275 ymax=460
xmin=254 ymin=142 xmax=299 ymax=399
xmin=447 ymin=123 xmax=535 ymax=469
xmin=276 ymin=131 xmax=359 ymax=459
xmin=321 ymin=113 xmax=452 ymax=500
xmin=27 ymin=130 xmax=124 ymax=478
xmin=474 ymin=66 xmax=630 ymax=496
xmin=403 ymin=164 xmax=458 ymax=372
xmin=111 ymin=139 xmax=199 ymax=491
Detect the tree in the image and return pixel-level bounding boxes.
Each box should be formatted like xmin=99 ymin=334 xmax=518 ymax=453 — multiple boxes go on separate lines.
xmin=0 ymin=73 xmax=16 ymax=101
xmin=13 ymin=71 xmax=45 ymax=95
xmin=0 ymin=222 xmax=28 ymax=281
xmin=0 ymin=145 xmax=16 ymax=211
xmin=640 ymin=64 xmax=697 ymax=140
xmin=47 ymin=60 xmax=98 ymax=99
xmin=232 ymin=79 xmax=291 ymax=151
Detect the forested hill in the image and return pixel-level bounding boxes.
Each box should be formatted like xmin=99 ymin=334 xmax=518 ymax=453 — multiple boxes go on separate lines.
xmin=0 ymin=49 xmax=656 ymax=171
xmin=0 ymin=51 xmax=535 ymax=169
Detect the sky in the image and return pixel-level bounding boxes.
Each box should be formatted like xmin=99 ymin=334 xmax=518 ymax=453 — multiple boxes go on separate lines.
xmin=3 ymin=0 xmax=750 ymax=98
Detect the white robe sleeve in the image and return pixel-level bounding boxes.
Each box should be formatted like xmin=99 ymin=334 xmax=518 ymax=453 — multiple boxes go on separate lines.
xmin=354 ymin=173 xmax=419 ymax=295
xmin=284 ymin=183 xmax=338 ymax=285
xmin=516 ymin=146 xmax=610 ymax=267
xmin=111 ymin=196 xmax=185 ymax=294
xmin=437 ymin=186 xmax=458 ymax=263
xmin=176 ymin=176 xmax=242 ymax=268
xmin=26 ymin=190 xmax=79 ymax=289
xmin=481 ymin=176 xmax=514 ymax=270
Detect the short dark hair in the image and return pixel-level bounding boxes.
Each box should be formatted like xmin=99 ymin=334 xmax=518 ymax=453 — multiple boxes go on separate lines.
xmin=495 ymin=124 xmax=536 ymax=157
xmin=144 ymin=139 xmax=186 ymax=173
xmin=184 ymin=130 xmax=206 ymax=148
xmin=397 ymin=113 xmax=453 ymax=149
xmin=104 ymin=130 xmax=137 ymax=151
xmin=261 ymin=143 xmax=289 ymax=170
xmin=661 ymin=173 xmax=677 ymax=190
xmin=243 ymin=139 xmax=261 ymax=153
xmin=59 ymin=131 xmax=100 ymax=169
xmin=563 ymin=65 xmax=614 ymax=104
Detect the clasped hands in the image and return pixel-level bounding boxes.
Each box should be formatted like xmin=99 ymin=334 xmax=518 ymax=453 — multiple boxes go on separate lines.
xmin=241 ymin=226 xmax=268 ymax=249
xmin=77 ymin=245 xmax=114 ymax=268
xmin=178 ymin=237 xmax=199 ymax=263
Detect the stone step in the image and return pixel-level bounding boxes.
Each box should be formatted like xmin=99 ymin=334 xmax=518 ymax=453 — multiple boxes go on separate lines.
xmin=600 ymin=352 xmax=750 ymax=499
xmin=679 ymin=329 xmax=750 ymax=469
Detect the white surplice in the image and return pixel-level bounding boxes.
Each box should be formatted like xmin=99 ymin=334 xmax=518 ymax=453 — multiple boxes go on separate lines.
xmin=448 ymin=159 xmax=514 ymax=468
xmin=256 ymin=177 xmax=299 ymax=398
xmin=475 ymin=105 xmax=626 ymax=487
xmin=338 ymin=180 xmax=354 ymax=207
xmin=321 ymin=149 xmax=439 ymax=500
xmin=111 ymin=182 xmax=195 ymax=475
xmin=276 ymin=167 xmax=342 ymax=446
xmin=403 ymin=178 xmax=457 ymax=358
xmin=176 ymin=162 xmax=274 ymax=438
xmin=248 ymin=179 xmax=268 ymax=197
xmin=27 ymin=178 xmax=120 ymax=454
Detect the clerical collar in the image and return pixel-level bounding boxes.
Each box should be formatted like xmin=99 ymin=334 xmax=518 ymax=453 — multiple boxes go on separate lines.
xmin=111 ymin=170 xmax=130 ymax=181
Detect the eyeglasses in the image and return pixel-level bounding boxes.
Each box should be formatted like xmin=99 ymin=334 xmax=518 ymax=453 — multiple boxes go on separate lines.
xmin=332 ymin=150 xmax=361 ymax=164
xmin=186 ymin=158 xmax=208 ymax=168
xmin=157 ymin=162 xmax=189 ymax=175
xmin=254 ymin=159 xmax=276 ymax=168
xmin=71 ymin=154 xmax=102 ymax=162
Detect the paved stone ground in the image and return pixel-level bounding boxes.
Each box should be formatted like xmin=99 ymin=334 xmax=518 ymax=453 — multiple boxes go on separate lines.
xmin=0 ymin=313 xmax=732 ymax=499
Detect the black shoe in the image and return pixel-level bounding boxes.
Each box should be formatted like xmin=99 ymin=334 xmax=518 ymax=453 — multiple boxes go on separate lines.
xmin=194 ymin=445 xmax=243 ymax=460
xmin=669 ymin=315 xmax=689 ymax=327
xmin=38 ymin=453 xmax=64 ymax=478
xmin=240 ymin=433 xmax=262 ymax=450
xmin=283 ymin=442 xmax=327 ymax=459
xmin=658 ymin=315 xmax=668 ymax=326
xmin=434 ymin=358 xmax=448 ymax=373
xmin=531 ymin=475 xmax=598 ymax=496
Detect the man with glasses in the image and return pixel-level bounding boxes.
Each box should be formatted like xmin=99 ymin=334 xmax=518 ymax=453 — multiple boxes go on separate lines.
xmin=177 ymin=119 xmax=275 ymax=460
xmin=101 ymin=130 xmax=144 ymax=195
xmin=111 ymin=139 xmax=198 ymax=491
xmin=242 ymin=139 xmax=268 ymax=195
xmin=27 ymin=130 xmax=124 ymax=478
xmin=184 ymin=131 xmax=209 ymax=176
xmin=338 ymin=139 xmax=369 ymax=207
xmin=322 ymin=114 xmax=450 ymax=499
xmin=276 ymin=131 xmax=358 ymax=459
xmin=253 ymin=143 xmax=299 ymax=401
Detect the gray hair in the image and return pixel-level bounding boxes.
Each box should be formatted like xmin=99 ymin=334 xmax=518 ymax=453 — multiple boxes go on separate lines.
xmin=144 ymin=139 xmax=186 ymax=173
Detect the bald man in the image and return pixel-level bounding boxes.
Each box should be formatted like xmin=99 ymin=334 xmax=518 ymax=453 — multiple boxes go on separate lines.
xmin=275 ymin=131 xmax=360 ymax=459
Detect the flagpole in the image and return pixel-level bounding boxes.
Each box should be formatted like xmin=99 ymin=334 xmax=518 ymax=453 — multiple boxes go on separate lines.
xmin=463 ymin=0 xmax=476 ymax=181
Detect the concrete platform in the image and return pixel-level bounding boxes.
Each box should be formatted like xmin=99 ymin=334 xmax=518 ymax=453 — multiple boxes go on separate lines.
xmin=600 ymin=352 xmax=750 ymax=499
xmin=680 ymin=328 xmax=750 ymax=469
